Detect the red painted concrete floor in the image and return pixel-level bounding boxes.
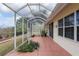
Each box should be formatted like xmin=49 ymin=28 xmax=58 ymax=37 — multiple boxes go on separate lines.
xmin=6 ymin=36 xmax=71 ymax=56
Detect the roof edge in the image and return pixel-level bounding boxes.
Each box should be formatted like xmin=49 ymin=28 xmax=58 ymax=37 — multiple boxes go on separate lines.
xmin=45 ymin=3 xmax=68 ymax=25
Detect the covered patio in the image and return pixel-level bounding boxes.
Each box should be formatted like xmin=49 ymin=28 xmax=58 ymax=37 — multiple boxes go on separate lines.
xmin=2 ymin=3 xmax=56 ymax=49
xmin=0 ymin=3 xmax=71 ymax=56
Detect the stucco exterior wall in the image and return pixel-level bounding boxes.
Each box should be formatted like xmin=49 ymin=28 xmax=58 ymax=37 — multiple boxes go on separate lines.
xmin=46 ymin=3 xmax=79 ymax=55
xmin=47 ymin=3 xmax=79 ymax=39
xmin=49 ymin=3 xmax=79 ymax=24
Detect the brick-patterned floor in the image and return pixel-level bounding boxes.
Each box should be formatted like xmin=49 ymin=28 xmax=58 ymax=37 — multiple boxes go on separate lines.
xmin=6 ymin=36 xmax=71 ymax=56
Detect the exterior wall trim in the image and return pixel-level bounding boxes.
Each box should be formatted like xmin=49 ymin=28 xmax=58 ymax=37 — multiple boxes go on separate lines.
xmin=74 ymin=11 xmax=77 ymax=42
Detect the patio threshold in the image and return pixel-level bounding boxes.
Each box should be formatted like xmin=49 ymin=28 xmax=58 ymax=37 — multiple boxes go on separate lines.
xmin=6 ymin=36 xmax=71 ymax=56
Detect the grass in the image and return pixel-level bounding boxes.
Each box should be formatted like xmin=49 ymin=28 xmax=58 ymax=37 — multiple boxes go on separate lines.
xmin=0 ymin=35 xmax=23 ymax=56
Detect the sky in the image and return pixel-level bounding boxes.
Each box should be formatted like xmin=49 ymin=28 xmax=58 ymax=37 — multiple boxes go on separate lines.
xmin=0 ymin=4 xmax=14 ymax=28
xmin=0 ymin=4 xmax=22 ymax=28
xmin=0 ymin=3 xmax=56 ymax=28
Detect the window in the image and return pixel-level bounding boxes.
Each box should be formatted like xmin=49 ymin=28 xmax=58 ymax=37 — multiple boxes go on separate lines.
xmin=64 ymin=13 xmax=74 ymax=39
xmin=76 ymin=11 xmax=79 ymax=41
xmin=58 ymin=11 xmax=79 ymax=41
xmin=65 ymin=13 xmax=74 ymax=26
xmin=58 ymin=19 xmax=63 ymax=36
xmin=76 ymin=10 xmax=79 ymax=25
xmin=58 ymin=13 xmax=74 ymax=40
xmin=58 ymin=28 xmax=63 ymax=36
xmin=77 ymin=27 xmax=79 ymax=41
xmin=58 ymin=19 xmax=63 ymax=27
xmin=65 ymin=27 xmax=74 ymax=39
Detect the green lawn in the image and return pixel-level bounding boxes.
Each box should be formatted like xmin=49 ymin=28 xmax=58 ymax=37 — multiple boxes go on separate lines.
xmin=0 ymin=36 xmax=22 ymax=56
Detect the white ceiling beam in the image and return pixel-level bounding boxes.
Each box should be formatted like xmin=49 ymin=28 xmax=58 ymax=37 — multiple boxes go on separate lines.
xmin=16 ymin=4 xmax=28 ymax=13
xmin=39 ymin=3 xmax=40 ymax=12
xmin=2 ymin=3 xmax=23 ymax=16
xmin=38 ymin=4 xmax=48 ymax=19
xmin=27 ymin=17 xmax=46 ymax=22
xmin=40 ymin=12 xmax=47 ymax=18
xmin=31 ymin=19 xmax=45 ymax=23
xmin=27 ymin=3 xmax=35 ymax=17
xmin=2 ymin=3 xmax=17 ymax=13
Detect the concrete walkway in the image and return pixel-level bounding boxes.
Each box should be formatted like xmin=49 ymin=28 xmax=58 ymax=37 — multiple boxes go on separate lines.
xmin=6 ymin=36 xmax=71 ymax=56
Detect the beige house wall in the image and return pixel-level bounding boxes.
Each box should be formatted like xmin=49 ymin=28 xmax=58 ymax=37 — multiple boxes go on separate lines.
xmin=46 ymin=3 xmax=79 ymax=37
xmin=46 ymin=3 xmax=79 ymax=55
xmin=48 ymin=4 xmax=79 ymax=24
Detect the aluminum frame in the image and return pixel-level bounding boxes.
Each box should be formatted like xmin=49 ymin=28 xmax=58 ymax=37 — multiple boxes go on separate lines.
xmin=2 ymin=3 xmax=54 ymax=49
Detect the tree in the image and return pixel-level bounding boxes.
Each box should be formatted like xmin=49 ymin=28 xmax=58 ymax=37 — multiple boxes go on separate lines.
xmin=16 ymin=17 xmax=27 ymax=36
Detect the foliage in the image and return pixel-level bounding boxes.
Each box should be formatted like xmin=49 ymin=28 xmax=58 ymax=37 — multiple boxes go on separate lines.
xmin=31 ymin=34 xmax=35 ymax=37
xmin=41 ymin=29 xmax=47 ymax=37
xmin=0 ymin=17 xmax=28 ymax=39
xmin=0 ymin=35 xmax=2 ymax=39
xmin=0 ymin=27 xmax=14 ymax=39
xmin=16 ymin=17 xmax=27 ymax=36
xmin=17 ymin=40 xmax=39 ymax=52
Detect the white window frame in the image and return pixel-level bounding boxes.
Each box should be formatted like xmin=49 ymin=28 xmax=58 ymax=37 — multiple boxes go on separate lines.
xmin=58 ymin=11 xmax=78 ymax=42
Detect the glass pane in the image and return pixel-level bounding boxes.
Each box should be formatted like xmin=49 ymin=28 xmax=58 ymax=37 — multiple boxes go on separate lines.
xmin=65 ymin=13 xmax=74 ymax=26
xmin=0 ymin=4 xmax=14 ymax=55
xmin=42 ymin=3 xmax=56 ymax=11
xmin=5 ymin=3 xmax=26 ymax=12
xmin=65 ymin=27 xmax=74 ymax=39
xmin=30 ymin=5 xmax=39 ymax=13
xmin=17 ymin=6 xmax=32 ymax=16
xmin=23 ymin=17 xmax=27 ymax=41
xmin=58 ymin=19 xmax=63 ymax=27
xmin=40 ymin=6 xmax=50 ymax=16
xmin=32 ymin=21 xmax=43 ymax=35
xmin=76 ymin=10 xmax=79 ymax=25
xmin=58 ymin=28 xmax=63 ymax=36
xmin=16 ymin=14 xmax=22 ymax=47
xmin=28 ymin=21 xmax=31 ymax=28
xmin=77 ymin=26 xmax=79 ymax=41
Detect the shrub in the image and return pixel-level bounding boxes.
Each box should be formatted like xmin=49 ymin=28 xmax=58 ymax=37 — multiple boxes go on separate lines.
xmin=31 ymin=34 xmax=35 ymax=37
xmin=17 ymin=40 xmax=39 ymax=52
xmin=41 ymin=30 xmax=47 ymax=37
xmin=0 ymin=35 xmax=2 ymax=39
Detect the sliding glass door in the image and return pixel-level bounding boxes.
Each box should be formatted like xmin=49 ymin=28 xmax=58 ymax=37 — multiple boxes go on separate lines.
xmin=49 ymin=23 xmax=53 ymax=38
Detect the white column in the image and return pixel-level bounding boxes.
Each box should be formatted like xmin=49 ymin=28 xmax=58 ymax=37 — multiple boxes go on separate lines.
xmin=26 ymin=20 xmax=28 ymax=32
xmin=63 ymin=18 xmax=65 ymax=40
xmin=22 ymin=17 xmax=24 ymax=43
xmin=14 ymin=12 xmax=16 ymax=49
xmin=74 ymin=11 xmax=77 ymax=42
xmin=30 ymin=23 xmax=32 ymax=35
xmin=48 ymin=25 xmax=49 ymax=36
xmin=26 ymin=20 xmax=28 ymax=34
xmin=29 ymin=21 xmax=31 ymax=36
